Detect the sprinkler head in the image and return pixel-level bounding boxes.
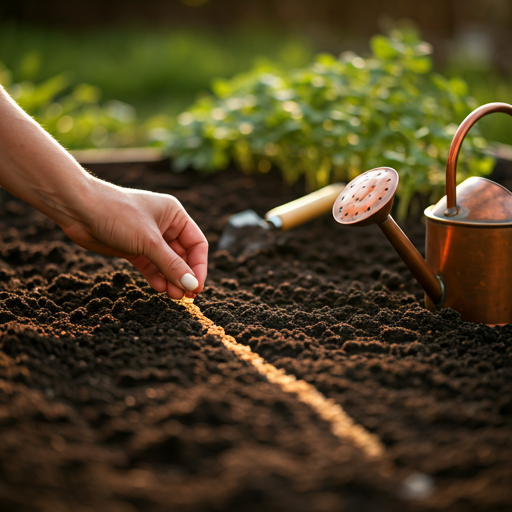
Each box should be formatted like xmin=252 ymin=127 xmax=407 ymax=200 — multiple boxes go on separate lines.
xmin=332 ymin=167 xmax=399 ymax=226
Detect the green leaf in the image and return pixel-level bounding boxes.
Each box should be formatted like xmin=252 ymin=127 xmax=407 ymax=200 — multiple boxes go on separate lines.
xmin=407 ymin=57 xmax=432 ymax=74
xmin=448 ymin=77 xmax=469 ymax=97
xmin=370 ymin=35 xmax=399 ymax=60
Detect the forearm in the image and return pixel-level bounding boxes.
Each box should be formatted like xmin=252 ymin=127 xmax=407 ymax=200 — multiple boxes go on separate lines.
xmin=0 ymin=85 xmax=95 ymax=229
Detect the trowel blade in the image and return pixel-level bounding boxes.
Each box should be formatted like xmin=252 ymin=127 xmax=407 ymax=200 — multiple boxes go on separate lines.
xmin=217 ymin=209 xmax=271 ymax=251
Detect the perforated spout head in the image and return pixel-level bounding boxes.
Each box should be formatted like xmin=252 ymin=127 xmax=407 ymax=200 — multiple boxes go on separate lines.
xmin=332 ymin=167 xmax=399 ymax=226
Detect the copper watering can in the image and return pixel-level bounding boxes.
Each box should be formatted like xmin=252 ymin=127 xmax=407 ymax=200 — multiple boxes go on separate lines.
xmin=333 ymin=102 xmax=512 ymax=325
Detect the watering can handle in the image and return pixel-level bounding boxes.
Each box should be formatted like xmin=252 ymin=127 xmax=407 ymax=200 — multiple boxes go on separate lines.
xmin=446 ymin=102 xmax=512 ymax=214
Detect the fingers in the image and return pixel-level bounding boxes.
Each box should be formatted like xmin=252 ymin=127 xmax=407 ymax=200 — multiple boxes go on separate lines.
xmin=129 ymin=255 xmax=188 ymax=299
xmin=129 ymin=224 xmax=207 ymax=299
xmin=129 ymin=256 xmax=168 ymax=293
xmin=183 ymin=242 xmax=208 ymax=293
xmin=164 ymin=216 xmax=209 ymax=293
xmin=168 ymin=238 xmax=207 ymax=294
xmin=167 ymin=280 xmax=188 ymax=300
xmin=142 ymin=233 xmax=199 ymax=295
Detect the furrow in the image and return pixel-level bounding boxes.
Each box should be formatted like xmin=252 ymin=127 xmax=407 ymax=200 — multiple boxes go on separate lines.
xmin=181 ymin=298 xmax=385 ymax=459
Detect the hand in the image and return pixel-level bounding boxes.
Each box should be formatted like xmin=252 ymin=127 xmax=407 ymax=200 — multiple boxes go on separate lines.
xmin=62 ymin=179 xmax=208 ymax=299
xmin=0 ymin=86 xmax=208 ymax=298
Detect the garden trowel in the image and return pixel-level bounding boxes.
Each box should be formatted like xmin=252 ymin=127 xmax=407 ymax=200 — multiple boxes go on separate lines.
xmin=218 ymin=182 xmax=345 ymax=255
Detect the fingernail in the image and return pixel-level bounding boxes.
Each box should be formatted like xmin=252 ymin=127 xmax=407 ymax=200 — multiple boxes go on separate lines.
xmin=180 ymin=273 xmax=198 ymax=291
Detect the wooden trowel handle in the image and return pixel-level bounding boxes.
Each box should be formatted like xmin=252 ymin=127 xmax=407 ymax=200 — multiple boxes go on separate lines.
xmin=265 ymin=182 xmax=345 ymax=231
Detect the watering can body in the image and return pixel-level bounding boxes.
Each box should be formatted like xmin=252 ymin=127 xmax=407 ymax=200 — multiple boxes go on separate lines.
xmin=425 ymin=203 xmax=512 ymax=324
xmin=333 ymin=102 xmax=512 ymax=325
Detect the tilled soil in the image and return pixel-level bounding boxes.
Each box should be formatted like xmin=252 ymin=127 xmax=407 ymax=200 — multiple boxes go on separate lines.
xmin=0 ymin=162 xmax=511 ymax=512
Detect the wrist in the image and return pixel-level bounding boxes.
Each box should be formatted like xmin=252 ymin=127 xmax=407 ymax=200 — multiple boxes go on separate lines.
xmin=32 ymin=161 xmax=99 ymax=230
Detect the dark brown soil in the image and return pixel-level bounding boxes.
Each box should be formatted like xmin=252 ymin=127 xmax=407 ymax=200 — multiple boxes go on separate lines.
xmin=0 ymin=162 xmax=511 ymax=512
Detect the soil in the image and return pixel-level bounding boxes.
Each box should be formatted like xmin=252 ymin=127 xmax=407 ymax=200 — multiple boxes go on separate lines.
xmin=0 ymin=161 xmax=511 ymax=512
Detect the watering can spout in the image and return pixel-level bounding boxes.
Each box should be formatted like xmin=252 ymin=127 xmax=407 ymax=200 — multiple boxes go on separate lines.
xmin=332 ymin=167 xmax=445 ymax=306
xmin=378 ymin=216 xmax=445 ymax=306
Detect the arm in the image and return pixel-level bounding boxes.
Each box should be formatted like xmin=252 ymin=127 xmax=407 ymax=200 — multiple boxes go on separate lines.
xmin=0 ymin=85 xmax=208 ymax=299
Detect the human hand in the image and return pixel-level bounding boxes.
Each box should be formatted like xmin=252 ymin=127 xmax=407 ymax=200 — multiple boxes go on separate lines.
xmin=0 ymin=87 xmax=206 ymax=297
xmin=62 ymin=179 xmax=208 ymax=299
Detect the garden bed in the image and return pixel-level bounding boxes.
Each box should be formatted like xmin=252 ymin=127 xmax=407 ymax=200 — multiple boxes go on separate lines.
xmin=0 ymin=162 xmax=511 ymax=512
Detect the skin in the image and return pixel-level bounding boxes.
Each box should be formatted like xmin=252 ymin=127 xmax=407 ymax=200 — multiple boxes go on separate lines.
xmin=0 ymin=85 xmax=208 ymax=299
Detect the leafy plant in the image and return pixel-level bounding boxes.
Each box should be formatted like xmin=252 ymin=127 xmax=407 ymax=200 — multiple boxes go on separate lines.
xmin=166 ymin=28 xmax=494 ymax=219
xmin=0 ymin=62 xmax=139 ymax=149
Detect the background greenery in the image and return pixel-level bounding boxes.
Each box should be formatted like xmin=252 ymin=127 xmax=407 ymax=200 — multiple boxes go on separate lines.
xmin=0 ymin=21 xmax=509 ymax=216
xmin=1 ymin=22 xmax=511 ymax=147
xmin=0 ymin=24 xmax=316 ymax=149
xmin=166 ymin=28 xmax=494 ymax=219
xmin=0 ymin=24 xmax=314 ymax=119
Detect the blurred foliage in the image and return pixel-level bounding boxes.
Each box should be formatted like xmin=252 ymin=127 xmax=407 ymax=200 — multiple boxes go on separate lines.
xmin=445 ymin=68 xmax=512 ymax=146
xmin=167 ymin=29 xmax=494 ymax=219
xmin=0 ymin=24 xmax=314 ymax=118
xmin=0 ymin=62 xmax=140 ymax=149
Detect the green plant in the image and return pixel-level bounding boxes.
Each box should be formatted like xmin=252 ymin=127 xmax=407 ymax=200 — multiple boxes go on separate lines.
xmin=166 ymin=28 xmax=494 ymax=219
xmin=0 ymin=62 xmax=139 ymax=149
